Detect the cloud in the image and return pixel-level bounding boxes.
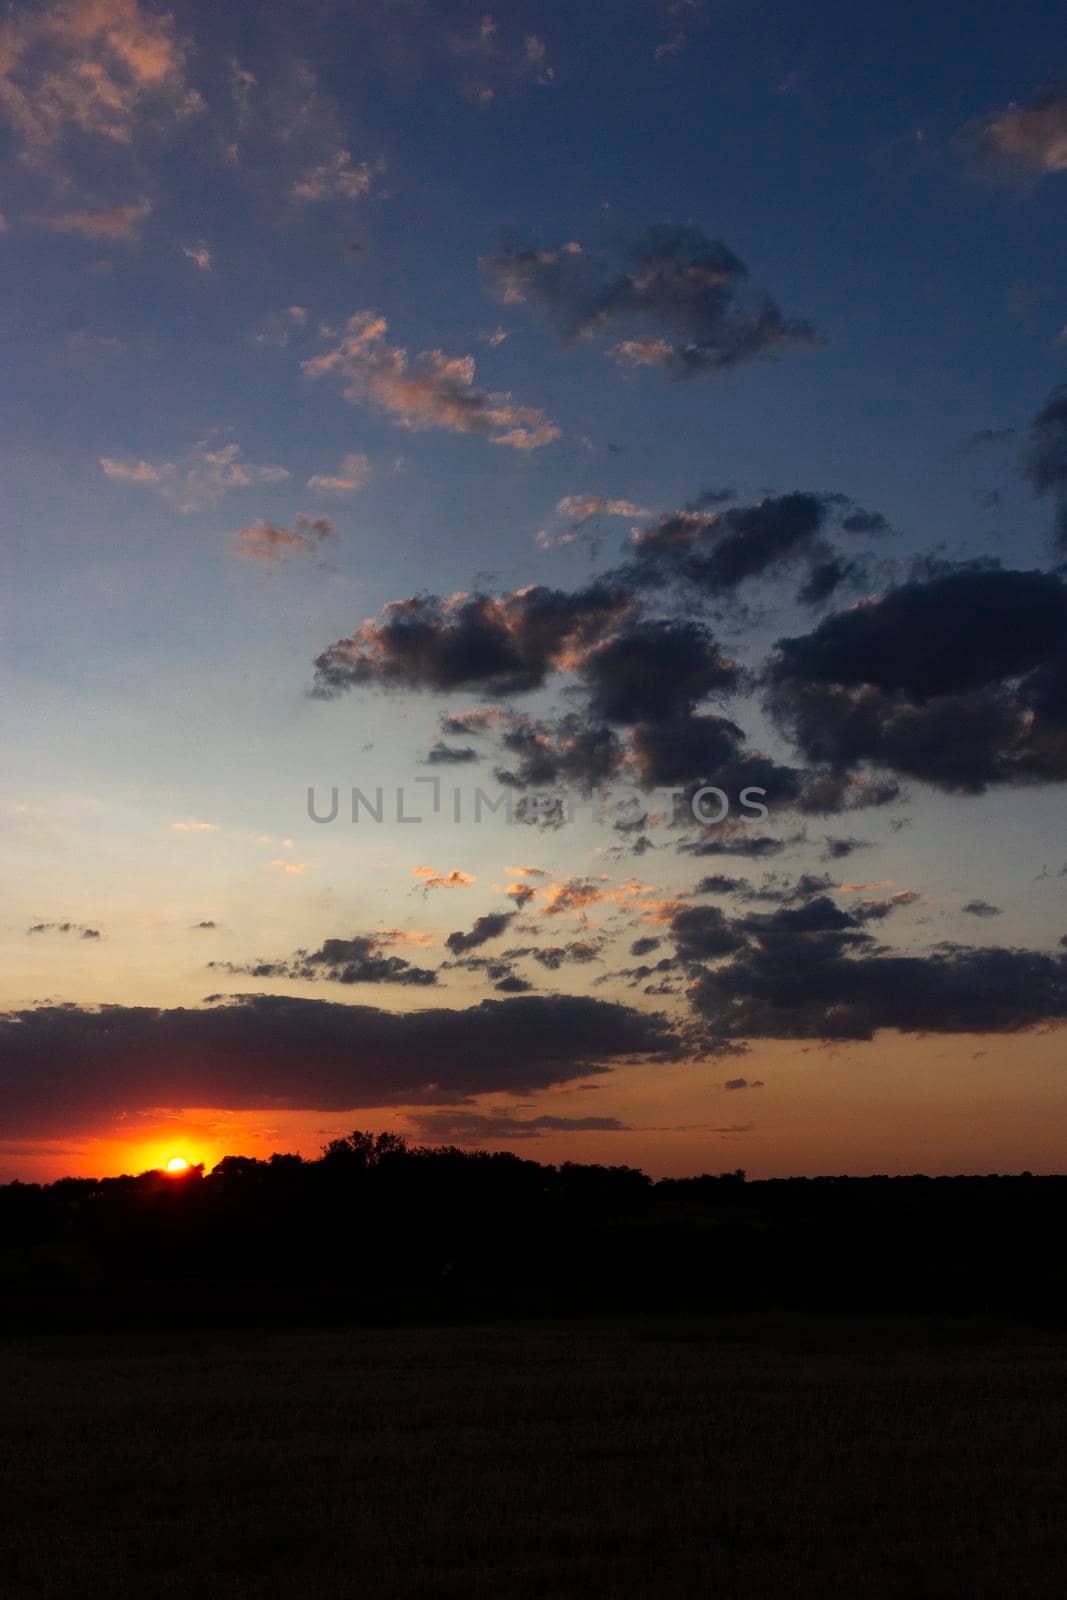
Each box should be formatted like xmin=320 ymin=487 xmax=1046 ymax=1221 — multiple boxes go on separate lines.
xmin=209 ymin=934 xmax=437 ymax=987
xmin=579 ymin=618 xmax=737 ymax=724
xmin=292 ymin=151 xmax=385 ymax=202
xmin=693 ymin=871 xmax=836 ymax=906
xmin=312 ymin=582 xmax=633 ymax=698
xmin=445 ymin=911 xmax=517 ymax=955
xmin=521 ymin=940 xmax=604 ymax=969
xmin=652 ymin=0 xmax=706 ymax=62
xmin=690 ymin=930 xmax=1067 ymax=1042
xmin=448 ymin=14 xmax=556 ymax=105
xmin=307 ymin=452 xmax=370 ymax=494
xmin=1023 ymin=385 xmax=1067 ymax=548
xmin=670 ymin=904 xmax=747 ymax=961
xmin=250 ymin=306 xmax=310 ymax=350
xmin=0 ymin=0 xmax=197 ymax=153
xmin=678 ymin=823 xmax=806 ymax=859
xmin=425 ymin=741 xmax=480 ymax=765
xmin=101 ymin=440 xmax=289 ymax=513
xmin=623 ymin=491 xmax=886 ymax=601
xmin=539 ymin=876 xmax=637 ymax=917
xmin=0 ymin=993 xmax=678 ymax=1136
xmin=962 ymin=88 xmax=1067 ymax=180
xmin=483 ymin=225 xmax=817 ymax=379
xmin=441 ymin=708 xmax=505 ymax=737
xmin=722 ymin=1076 xmax=764 ymax=1091
xmin=306 ymin=502 xmax=906 ymax=809
xmin=181 ymin=240 xmax=211 ymax=270
xmin=821 ymin=835 xmax=872 ymax=861
xmin=536 ymin=495 xmax=654 ymax=550
xmin=766 ymin=563 xmax=1067 ymax=791
xmin=403 ymin=1111 xmax=627 ymax=1143
xmin=235 ymin=514 xmax=336 ymax=565
xmin=171 ymin=820 xmax=218 ymax=833
xmin=37 ymin=200 xmax=152 ymax=241
xmin=27 ymin=921 xmax=100 ymax=939
xmin=302 ymin=311 xmax=559 ymax=449
xmin=494 ymin=713 xmax=624 ymax=794
xmin=962 ymin=899 xmax=1003 ymax=918
xmin=413 ymin=867 xmax=476 ymax=890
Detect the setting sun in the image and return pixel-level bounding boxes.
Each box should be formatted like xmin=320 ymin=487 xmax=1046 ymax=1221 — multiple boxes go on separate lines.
xmin=165 ymin=1156 xmax=190 ymax=1174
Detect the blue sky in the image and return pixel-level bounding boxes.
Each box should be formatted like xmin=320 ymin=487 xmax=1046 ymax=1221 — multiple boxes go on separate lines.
xmin=3 ymin=0 xmax=1067 ymax=1180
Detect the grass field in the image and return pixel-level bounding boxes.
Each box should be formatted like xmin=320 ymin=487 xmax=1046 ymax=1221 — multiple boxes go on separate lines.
xmin=2 ymin=1315 xmax=1065 ymax=1597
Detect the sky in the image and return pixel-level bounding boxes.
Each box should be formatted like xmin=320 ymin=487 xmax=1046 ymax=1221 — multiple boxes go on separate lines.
xmin=3 ymin=0 xmax=1067 ymax=1182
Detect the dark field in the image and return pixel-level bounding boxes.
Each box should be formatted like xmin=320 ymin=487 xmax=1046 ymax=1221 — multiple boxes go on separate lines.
xmin=2 ymin=1315 xmax=1065 ymax=1598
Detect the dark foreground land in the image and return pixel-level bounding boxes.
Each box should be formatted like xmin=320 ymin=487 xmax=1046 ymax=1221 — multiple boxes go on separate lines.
xmin=2 ymin=1314 xmax=1065 ymax=1599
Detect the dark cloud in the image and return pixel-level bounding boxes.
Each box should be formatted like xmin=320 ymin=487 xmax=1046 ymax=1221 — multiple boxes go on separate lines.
xmin=691 ymin=938 xmax=1067 ymax=1041
xmin=669 ymin=905 xmax=747 ymax=962
xmin=678 ymin=824 xmax=807 ymax=860
xmin=191 ymin=920 xmax=218 ymax=930
xmin=0 ymin=994 xmax=679 ymax=1136
xmin=623 ymin=491 xmax=887 ymax=602
xmin=849 ymin=891 xmax=921 ymax=923
xmin=494 ymin=713 xmax=624 ymax=792
xmin=694 ymin=870 xmax=837 ymax=905
xmin=628 ymin=710 xmax=795 ymax=793
xmin=960 ymin=428 xmax=1017 ymax=456
xmin=484 ymin=225 xmax=817 ymax=379
xmin=839 ymin=508 xmax=891 ymax=535
xmin=579 ymin=618 xmax=737 ymax=723
xmin=445 ymin=911 xmax=517 ymax=955
xmin=209 ymin=935 xmax=438 ymax=987
xmin=27 ymin=921 xmax=101 ymax=940
xmin=312 ymin=582 xmax=633 ymax=698
xmin=517 ymin=940 xmax=604 ymax=970
xmin=797 ymin=555 xmax=863 ymax=607
xmin=962 ymin=899 xmax=1003 ymax=918
xmin=440 ymin=709 xmax=503 ymax=736
xmin=688 ymin=486 xmax=736 ymax=508
xmin=1023 ymin=385 xmax=1067 ymax=548
xmin=425 ymin=742 xmax=480 ymax=764
xmin=821 ymin=835 xmax=872 ymax=861
xmin=766 ymin=564 xmax=1067 ymax=791
xmin=693 ymin=873 xmax=747 ymax=896
xmin=722 ymin=1077 xmax=764 ymax=1091
xmin=630 ymin=936 xmax=661 ymax=956
xmin=404 ymin=1111 xmax=629 ymax=1143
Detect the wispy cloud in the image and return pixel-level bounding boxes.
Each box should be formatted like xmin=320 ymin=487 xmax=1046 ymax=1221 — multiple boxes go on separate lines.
xmin=413 ymin=866 xmax=476 ymax=890
xmin=37 ymin=200 xmax=152 ymax=241
xmin=302 ymin=311 xmax=559 ymax=449
xmin=0 ymin=0 xmax=199 ymax=153
xmin=181 ymin=240 xmax=212 ymax=270
xmin=307 ymin=452 xmax=371 ymax=493
xmin=235 ymin=514 xmax=336 ymax=565
xmin=962 ymin=88 xmax=1067 ymax=180
xmin=101 ymin=440 xmax=289 ymax=513
xmin=292 ymin=151 xmax=385 ymax=202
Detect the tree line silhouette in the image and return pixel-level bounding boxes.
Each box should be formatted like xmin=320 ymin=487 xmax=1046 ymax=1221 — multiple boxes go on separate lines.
xmin=2 ymin=1133 xmax=1064 ymax=1330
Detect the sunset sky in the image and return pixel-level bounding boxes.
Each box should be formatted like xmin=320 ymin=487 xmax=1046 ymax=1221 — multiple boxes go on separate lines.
xmin=4 ymin=0 xmax=1067 ymax=1181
